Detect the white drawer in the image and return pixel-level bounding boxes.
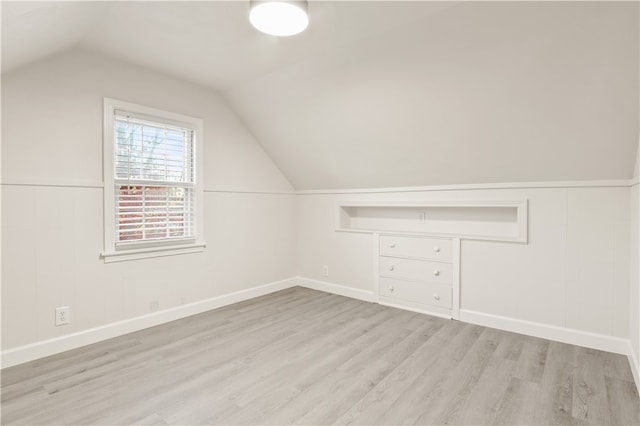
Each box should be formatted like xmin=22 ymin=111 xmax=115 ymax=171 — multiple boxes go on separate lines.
xmin=379 ymin=235 xmax=452 ymax=261
xmin=379 ymin=256 xmax=452 ymax=284
xmin=379 ymin=277 xmax=452 ymax=309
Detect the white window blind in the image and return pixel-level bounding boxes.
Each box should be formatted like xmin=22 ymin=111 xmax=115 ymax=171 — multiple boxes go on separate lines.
xmin=113 ymin=111 xmax=196 ymax=246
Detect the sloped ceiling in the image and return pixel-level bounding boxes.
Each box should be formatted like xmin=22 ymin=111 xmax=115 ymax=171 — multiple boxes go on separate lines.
xmin=2 ymin=1 xmax=638 ymax=189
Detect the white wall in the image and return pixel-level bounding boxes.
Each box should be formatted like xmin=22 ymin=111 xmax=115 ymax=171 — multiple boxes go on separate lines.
xmin=1 ymin=49 xmax=296 ymax=351
xmin=634 ymin=139 xmax=639 ymax=178
xmin=630 ymin=142 xmax=640 ymax=378
xmin=297 ymin=186 xmax=630 ymax=342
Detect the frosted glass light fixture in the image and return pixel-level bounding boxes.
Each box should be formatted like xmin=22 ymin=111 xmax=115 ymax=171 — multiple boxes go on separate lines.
xmin=249 ymin=1 xmax=308 ymax=36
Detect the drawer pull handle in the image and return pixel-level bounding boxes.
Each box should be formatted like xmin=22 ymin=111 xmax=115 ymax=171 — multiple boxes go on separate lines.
xmin=434 ymin=246 xmax=440 ymax=253
xmin=388 ymin=243 xmax=396 ymax=248
xmin=433 ymin=293 xmax=440 ymax=300
xmin=389 ymin=265 xmax=395 ymax=271
xmin=433 ymin=270 xmax=440 ymax=277
xmin=389 ymin=285 xmax=395 ymax=293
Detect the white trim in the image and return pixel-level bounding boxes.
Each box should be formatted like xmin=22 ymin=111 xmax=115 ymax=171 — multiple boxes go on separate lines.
xmin=459 ymin=309 xmax=630 ymax=355
xmin=627 ymin=341 xmax=640 ymax=392
xmin=0 ymin=180 xmax=295 ymax=195
xmin=297 ymin=179 xmax=635 ymax=195
xmin=101 ymin=242 xmax=207 ymax=263
xmin=102 ymin=98 xmax=206 ymax=262
xmin=0 ymin=177 xmax=104 ymax=188
xmin=373 ymin=234 xmax=380 ymax=302
xmin=0 ymin=278 xmax=298 ymax=369
xmin=336 ymin=228 xmax=526 ymax=243
xmin=203 ymin=187 xmax=295 ymax=195
xmin=338 ymin=200 xmax=527 ymax=208
xmin=296 ymin=277 xmax=376 ymax=302
xmin=451 ymin=238 xmax=461 ymax=320
xmin=2 ymin=179 xmax=635 ymax=192
xmin=336 ymin=200 xmax=528 ymax=243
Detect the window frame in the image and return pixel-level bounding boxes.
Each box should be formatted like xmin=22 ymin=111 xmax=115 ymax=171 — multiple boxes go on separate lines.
xmin=102 ymin=98 xmax=205 ymax=263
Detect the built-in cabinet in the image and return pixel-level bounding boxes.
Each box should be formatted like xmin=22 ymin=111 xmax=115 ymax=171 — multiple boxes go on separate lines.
xmin=336 ymin=200 xmax=526 ymax=320
xmin=376 ymin=234 xmax=460 ymax=319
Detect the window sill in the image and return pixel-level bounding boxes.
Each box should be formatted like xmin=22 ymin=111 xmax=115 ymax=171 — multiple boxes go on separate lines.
xmin=101 ymin=242 xmax=206 ymax=263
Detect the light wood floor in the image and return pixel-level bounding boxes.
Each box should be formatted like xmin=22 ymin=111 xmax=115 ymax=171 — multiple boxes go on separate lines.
xmin=2 ymin=287 xmax=639 ymax=425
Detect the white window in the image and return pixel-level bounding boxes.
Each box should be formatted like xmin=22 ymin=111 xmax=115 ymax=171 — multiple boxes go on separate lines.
xmin=102 ymin=98 xmax=205 ymax=262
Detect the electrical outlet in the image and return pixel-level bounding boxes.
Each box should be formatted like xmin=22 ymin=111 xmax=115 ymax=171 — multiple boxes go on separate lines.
xmin=55 ymin=306 xmax=70 ymax=326
xmin=150 ymin=300 xmax=159 ymax=312
xmin=322 ymin=265 xmax=329 ymax=277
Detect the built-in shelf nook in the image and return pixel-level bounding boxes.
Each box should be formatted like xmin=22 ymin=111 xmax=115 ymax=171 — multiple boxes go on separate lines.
xmin=336 ymin=200 xmax=528 ymax=243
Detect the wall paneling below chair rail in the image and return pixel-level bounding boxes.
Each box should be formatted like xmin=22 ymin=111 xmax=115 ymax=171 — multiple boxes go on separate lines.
xmin=297 ymin=186 xmax=630 ymax=339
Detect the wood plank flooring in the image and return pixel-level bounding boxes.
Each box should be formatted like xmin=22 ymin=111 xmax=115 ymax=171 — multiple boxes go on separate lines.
xmin=2 ymin=287 xmax=639 ymax=425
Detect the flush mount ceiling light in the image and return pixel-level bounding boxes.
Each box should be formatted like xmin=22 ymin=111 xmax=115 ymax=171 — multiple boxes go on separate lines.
xmin=249 ymin=0 xmax=309 ymax=37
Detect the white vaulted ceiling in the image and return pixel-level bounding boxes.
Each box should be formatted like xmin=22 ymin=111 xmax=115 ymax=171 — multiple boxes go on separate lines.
xmin=2 ymin=1 xmax=639 ymax=189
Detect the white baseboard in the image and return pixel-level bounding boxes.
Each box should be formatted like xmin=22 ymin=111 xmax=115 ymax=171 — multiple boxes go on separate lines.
xmin=460 ymin=309 xmax=630 ymax=355
xmin=1 ymin=278 xmax=298 ymax=369
xmin=628 ymin=342 xmax=640 ymax=391
xmin=4 ymin=275 xmax=637 ymax=391
xmin=295 ymin=279 xmax=633 ymax=357
xmin=296 ymin=277 xmax=376 ymax=302
xmin=378 ymin=299 xmax=452 ymax=320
